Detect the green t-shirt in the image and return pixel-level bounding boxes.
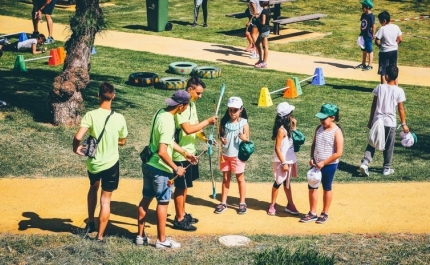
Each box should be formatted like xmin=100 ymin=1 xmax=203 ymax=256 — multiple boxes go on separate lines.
xmin=81 ymin=108 xmax=128 ymax=174
xmin=173 ymin=102 xmax=199 ymax=161
xmin=147 ymin=109 xmax=175 ymax=173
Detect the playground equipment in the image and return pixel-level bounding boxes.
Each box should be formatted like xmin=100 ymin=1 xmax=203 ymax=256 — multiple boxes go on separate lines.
xmin=258 ymin=68 xmax=325 ymax=107
xmin=13 ymin=47 xmax=66 ymax=72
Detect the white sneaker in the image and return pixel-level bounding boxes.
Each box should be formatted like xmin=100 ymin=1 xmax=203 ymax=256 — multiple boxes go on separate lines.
xmin=135 ymin=235 xmax=150 ymax=246
xmin=155 ymin=237 xmax=181 ymax=249
xmin=383 ymin=168 xmax=394 ymax=176
xmin=360 ymin=164 xmax=369 ymax=177
xmin=249 ymin=52 xmax=259 ymax=59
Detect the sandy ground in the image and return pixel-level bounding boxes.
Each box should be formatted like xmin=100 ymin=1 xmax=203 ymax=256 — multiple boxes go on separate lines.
xmin=1 ymin=15 xmax=429 ymax=87
xmin=1 ymin=178 xmax=429 ymax=237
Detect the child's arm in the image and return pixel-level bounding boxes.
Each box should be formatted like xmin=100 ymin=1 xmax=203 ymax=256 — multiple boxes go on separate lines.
xmin=396 ymin=35 xmax=402 ymax=45
xmin=309 ymin=126 xmax=319 ymax=167
xmin=397 ymin=102 xmax=409 ymax=133
xmin=31 ymin=43 xmax=46 ymax=55
xmin=238 ymin=123 xmax=250 ymax=142
xmin=274 ymin=127 xmax=289 ymax=172
xmin=367 ymin=96 xmax=377 ymax=129
xmin=371 ymin=23 xmax=376 ymax=39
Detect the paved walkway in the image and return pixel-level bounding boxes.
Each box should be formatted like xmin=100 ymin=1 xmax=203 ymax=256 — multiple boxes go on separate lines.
xmin=1 ymin=15 xmax=429 ymax=87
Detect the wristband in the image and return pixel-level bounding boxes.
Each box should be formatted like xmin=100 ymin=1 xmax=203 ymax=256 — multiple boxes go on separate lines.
xmin=281 ymin=162 xmax=287 ymax=166
xmin=401 ymin=123 xmax=406 ymax=126
xmin=173 ymin=167 xmax=178 ymax=175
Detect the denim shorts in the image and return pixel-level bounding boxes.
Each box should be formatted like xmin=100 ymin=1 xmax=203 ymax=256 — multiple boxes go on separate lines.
xmin=260 ymin=30 xmax=270 ymax=38
xmin=142 ymin=164 xmax=173 ymax=203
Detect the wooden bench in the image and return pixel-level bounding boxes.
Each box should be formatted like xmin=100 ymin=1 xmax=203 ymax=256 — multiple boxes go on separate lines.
xmin=272 ymin=13 xmax=327 ymax=35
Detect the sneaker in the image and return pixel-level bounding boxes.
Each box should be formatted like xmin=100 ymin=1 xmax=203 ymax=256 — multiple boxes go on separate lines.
xmin=284 ymin=204 xmax=299 ymax=215
xmin=203 ymin=23 xmax=208 ymax=28
xmin=354 ymin=63 xmax=365 ymax=69
xmin=96 ymin=238 xmax=105 ymax=244
xmin=249 ymin=52 xmax=259 ymax=59
xmin=299 ymin=212 xmax=318 ymax=223
xmin=155 ymin=237 xmax=181 ymax=249
xmin=135 ymin=235 xmax=150 ymax=246
xmin=0 ymin=38 xmax=10 ymax=45
xmin=255 ymin=62 xmax=267 ymax=68
xmin=267 ymin=204 xmax=276 ymax=215
xmin=191 ymin=23 xmax=198 ymax=27
xmin=31 ymin=31 xmax=40 ymax=38
xmin=362 ymin=65 xmax=373 ymax=71
xmin=173 ymin=217 xmax=197 ymax=231
xmin=316 ymin=212 xmax=329 ymax=224
xmin=237 ymin=203 xmax=247 ymax=215
xmin=214 ymin=203 xmax=227 ymax=214
xmin=383 ymin=168 xmax=394 ymax=176
xmin=254 ymin=60 xmax=263 ymax=65
xmin=184 ymin=213 xmax=199 ymax=224
xmin=360 ymin=164 xmax=370 ymax=177
xmin=85 ymin=221 xmax=96 ymax=233
xmin=44 ymin=36 xmax=55 ymax=44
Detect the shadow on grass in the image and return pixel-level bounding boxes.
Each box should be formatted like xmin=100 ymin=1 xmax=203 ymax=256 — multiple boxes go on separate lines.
xmin=216 ymin=59 xmax=251 ymax=67
xmin=314 ymin=61 xmax=355 ymax=69
xmin=329 ymin=83 xmax=372 ymax=93
xmin=0 ymin=69 xmax=141 ymax=124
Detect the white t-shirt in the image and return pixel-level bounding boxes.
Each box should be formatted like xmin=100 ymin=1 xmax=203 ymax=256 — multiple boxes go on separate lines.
xmin=375 ymin=24 xmax=402 ymax=53
xmin=272 ymin=126 xmax=296 ymax=163
xmin=249 ymin=0 xmax=263 ymax=16
xmin=17 ymin=39 xmax=37 ymax=50
xmin=372 ymin=84 xmax=406 ymax=127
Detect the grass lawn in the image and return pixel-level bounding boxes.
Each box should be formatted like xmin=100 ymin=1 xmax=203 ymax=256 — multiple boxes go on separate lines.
xmin=0 ymin=0 xmax=429 ymax=263
xmin=0 ymin=0 xmax=429 ymax=66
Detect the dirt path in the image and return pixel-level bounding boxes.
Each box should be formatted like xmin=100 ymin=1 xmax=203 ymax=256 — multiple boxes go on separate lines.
xmin=1 ymin=15 xmax=429 ymax=87
xmin=1 ymin=178 xmax=429 ymax=236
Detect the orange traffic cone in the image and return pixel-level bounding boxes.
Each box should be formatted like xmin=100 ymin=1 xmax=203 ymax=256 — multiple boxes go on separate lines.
xmin=283 ymin=79 xmax=298 ymax=99
xmin=48 ymin=49 xmax=61 ymax=66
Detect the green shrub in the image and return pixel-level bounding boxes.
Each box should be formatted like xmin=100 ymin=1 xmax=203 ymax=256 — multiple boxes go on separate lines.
xmin=254 ymin=245 xmax=335 ymax=265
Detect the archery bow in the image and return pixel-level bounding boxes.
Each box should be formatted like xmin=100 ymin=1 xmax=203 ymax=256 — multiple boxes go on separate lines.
xmin=208 ymin=83 xmax=225 ymax=199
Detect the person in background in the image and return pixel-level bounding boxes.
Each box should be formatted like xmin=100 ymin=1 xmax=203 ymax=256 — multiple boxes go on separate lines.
xmin=32 ymin=0 xmax=57 ymax=44
xmin=0 ymin=34 xmax=47 ymax=57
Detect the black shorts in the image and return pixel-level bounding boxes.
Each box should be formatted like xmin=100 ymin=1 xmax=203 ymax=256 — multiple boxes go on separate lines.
xmin=32 ymin=0 xmax=57 ymax=15
xmin=173 ymin=160 xmax=199 ymax=189
xmin=88 ymin=161 xmax=120 ymax=192
xmin=378 ymin=50 xmax=398 ymax=76
xmin=1 ymin=41 xmax=19 ymax=52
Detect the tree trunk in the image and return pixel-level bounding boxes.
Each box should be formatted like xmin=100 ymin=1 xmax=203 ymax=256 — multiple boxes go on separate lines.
xmin=49 ymin=0 xmax=105 ymax=126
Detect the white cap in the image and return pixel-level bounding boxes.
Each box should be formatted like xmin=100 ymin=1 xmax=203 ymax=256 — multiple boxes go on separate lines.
xmin=399 ymin=131 xmax=416 ymax=147
xmin=276 ymin=102 xmax=295 ymax=117
xmin=227 ymin=97 xmax=243 ymax=109
xmin=307 ymin=167 xmax=322 ymax=188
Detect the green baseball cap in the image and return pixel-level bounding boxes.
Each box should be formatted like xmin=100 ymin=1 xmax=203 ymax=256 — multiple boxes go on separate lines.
xmin=360 ymin=0 xmax=374 ymax=9
xmin=238 ymin=141 xmax=255 ymax=162
xmin=315 ymin=103 xmax=338 ymax=119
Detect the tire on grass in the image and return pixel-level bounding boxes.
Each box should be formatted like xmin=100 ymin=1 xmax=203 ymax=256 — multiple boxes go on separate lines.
xmin=128 ymin=72 xmax=159 ymax=87
xmin=169 ymin=62 xmax=197 ymax=75
xmin=157 ymin=76 xmax=188 ymax=90
xmin=191 ymin=66 xmax=222 ymax=79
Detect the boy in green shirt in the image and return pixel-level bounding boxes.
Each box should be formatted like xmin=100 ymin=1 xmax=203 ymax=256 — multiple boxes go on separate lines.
xmin=137 ymin=90 xmax=198 ymax=249
xmin=172 ymin=77 xmax=218 ymax=231
xmin=73 ymin=82 xmax=128 ymax=242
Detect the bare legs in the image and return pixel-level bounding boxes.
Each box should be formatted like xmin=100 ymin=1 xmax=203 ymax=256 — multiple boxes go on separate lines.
xmin=220 ymin=171 xmax=246 ymax=205
xmin=308 ymin=188 xmax=332 ymax=214
xmin=87 ymin=181 xmax=113 ymax=240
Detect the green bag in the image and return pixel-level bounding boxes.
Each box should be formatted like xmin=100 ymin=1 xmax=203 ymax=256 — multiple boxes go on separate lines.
xmin=238 ymin=141 xmax=255 ymax=161
xmin=292 ymin=130 xmax=305 ymax=152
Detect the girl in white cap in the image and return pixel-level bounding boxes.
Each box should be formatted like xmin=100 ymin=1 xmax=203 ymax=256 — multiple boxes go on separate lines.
xmin=268 ymin=102 xmax=299 ymax=216
xmin=214 ymin=96 xmax=250 ymax=215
